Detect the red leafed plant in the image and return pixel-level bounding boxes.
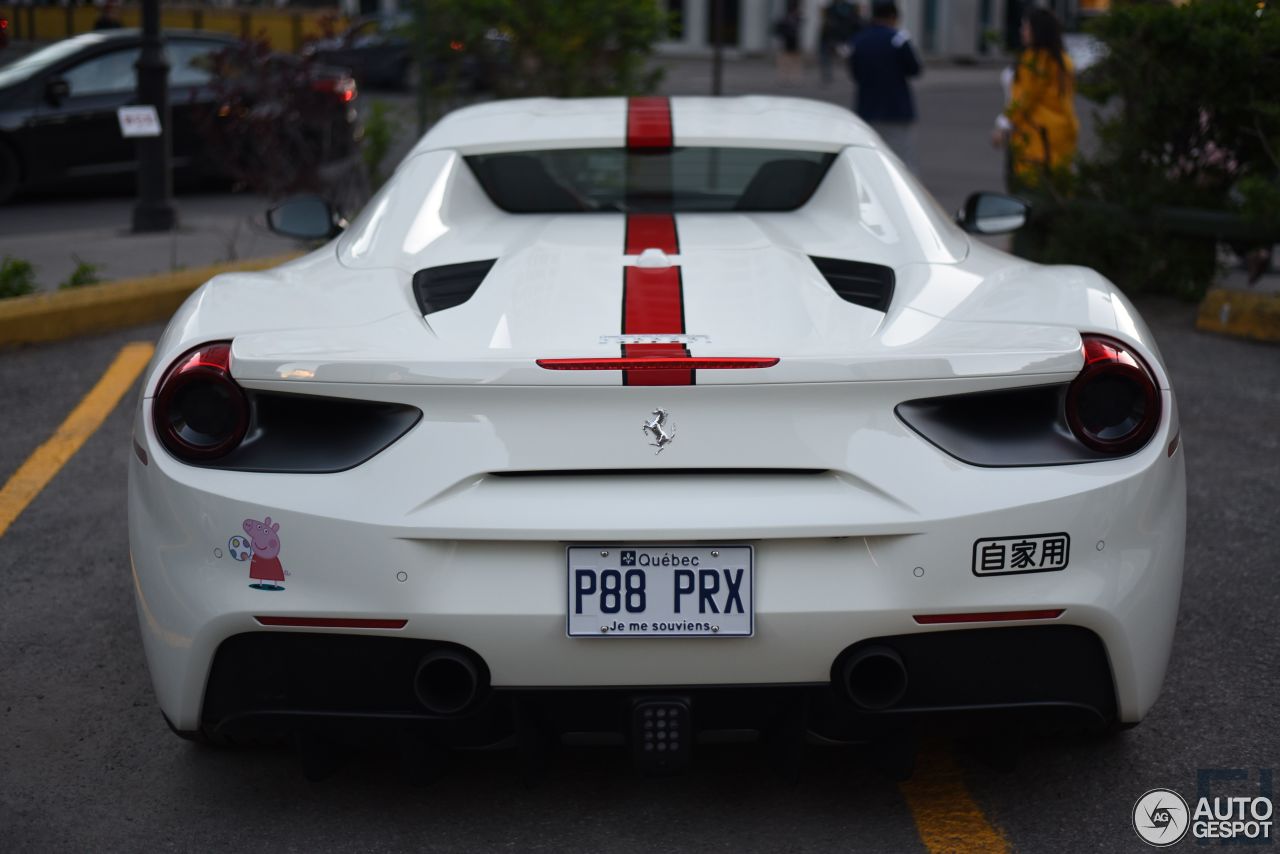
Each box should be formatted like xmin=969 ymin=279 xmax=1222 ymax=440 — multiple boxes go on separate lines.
xmin=192 ymin=37 xmax=362 ymax=200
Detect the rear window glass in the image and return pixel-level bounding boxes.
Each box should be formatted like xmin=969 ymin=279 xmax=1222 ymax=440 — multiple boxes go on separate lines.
xmin=465 ymin=147 xmax=836 ymax=214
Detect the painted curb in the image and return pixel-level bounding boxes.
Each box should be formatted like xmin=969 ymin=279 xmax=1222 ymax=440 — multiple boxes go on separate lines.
xmin=0 ymin=253 xmax=301 ymax=347
xmin=1196 ymin=287 xmax=1280 ymax=344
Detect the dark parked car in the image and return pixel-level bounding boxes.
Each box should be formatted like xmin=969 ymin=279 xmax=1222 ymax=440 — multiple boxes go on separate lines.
xmin=304 ymin=14 xmax=416 ymax=90
xmin=304 ymin=13 xmax=509 ymax=92
xmin=0 ymin=29 xmax=359 ymax=203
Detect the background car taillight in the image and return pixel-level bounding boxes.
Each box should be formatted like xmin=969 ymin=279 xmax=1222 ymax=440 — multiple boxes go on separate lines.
xmin=152 ymin=341 xmax=249 ymax=462
xmin=312 ymin=75 xmax=357 ymax=103
xmin=1066 ymin=334 xmax=1161 ymax=455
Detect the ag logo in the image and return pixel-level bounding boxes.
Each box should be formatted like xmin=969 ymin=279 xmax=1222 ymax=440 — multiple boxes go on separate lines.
xmin=1133 ymin=789 xmax=1190 ymax=847
xmin=642 ymin=408 xmax=676 ymax=454
xmin=621 ymin=551 xmax=637 ymax=567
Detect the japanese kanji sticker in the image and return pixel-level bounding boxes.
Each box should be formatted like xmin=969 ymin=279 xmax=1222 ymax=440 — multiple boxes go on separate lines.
xmin=972 ymin=533 xmax=1070 ymax=576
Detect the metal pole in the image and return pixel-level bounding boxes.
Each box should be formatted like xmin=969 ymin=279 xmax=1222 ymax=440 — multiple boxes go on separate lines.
xmin=132 ymin=0 xmax=175 ymax=233
xmin=711 ymin=0 xmax=724 ymax=96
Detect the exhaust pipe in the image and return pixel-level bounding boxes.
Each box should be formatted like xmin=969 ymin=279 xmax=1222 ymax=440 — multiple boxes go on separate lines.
xmin=413 ymin=649 xmax=480 ymax=715
xmin=841 ymin=646 xmax=908 ymax=711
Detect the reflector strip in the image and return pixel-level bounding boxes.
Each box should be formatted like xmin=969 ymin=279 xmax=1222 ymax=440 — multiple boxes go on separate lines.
xmin=538 ymin=357 xmax=779 ymax=371
xmin=255 ymin=617 xmax=408 ymax=629
xmin=912 ymin=609 xmax=1064 ymax=625
xmin=626 ymin=96 xmax=673 ymax=149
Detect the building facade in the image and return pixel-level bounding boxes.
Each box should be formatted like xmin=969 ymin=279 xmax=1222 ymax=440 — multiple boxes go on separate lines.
xmin=657 ymin=0 xmax=1021 ymax=58
xmin=336 ymin=1 xmax=1111 ymax=60
xmin=657 ymin=0 xmax=1116 ymax=58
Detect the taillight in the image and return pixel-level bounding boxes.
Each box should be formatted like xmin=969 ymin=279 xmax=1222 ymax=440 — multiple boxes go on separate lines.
xmin=152 ymin=341 xmax=249 ymax=461
xmin=1066 ymin=334 xmax=1161 ymax=455
xmin=313 ymin=76 xmax=357 ymax=103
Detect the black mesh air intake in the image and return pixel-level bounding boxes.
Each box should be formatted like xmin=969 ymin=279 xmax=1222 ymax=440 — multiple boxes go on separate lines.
xmin=809 ymin=256 xmax=895 ymax=312
xmin=412 ymin=259 xmax=497 ymax=315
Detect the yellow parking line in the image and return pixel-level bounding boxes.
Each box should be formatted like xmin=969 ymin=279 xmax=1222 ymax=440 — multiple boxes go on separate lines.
xmin=900 ymin=745 xmax=1009 ymax=854
xmin=0 ymin=341 xmax=154 ymax=538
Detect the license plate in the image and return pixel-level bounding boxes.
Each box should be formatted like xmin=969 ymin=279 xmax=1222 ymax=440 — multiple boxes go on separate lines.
xmin=566 ymin=545 xmax=754 ymax=638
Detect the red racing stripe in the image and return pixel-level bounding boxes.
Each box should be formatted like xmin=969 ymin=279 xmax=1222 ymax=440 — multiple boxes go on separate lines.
xmin=625 ymin=212 xmax=678 ymax=256
xmin=622 ymin=98 xmax=687 ymax=385
xmin=626 ymin=96 xmax=673 ymax=149
xmin=623 ymin=213 xmax=691 ymax=386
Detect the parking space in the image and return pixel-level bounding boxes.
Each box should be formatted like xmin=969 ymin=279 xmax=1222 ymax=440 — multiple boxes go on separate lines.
xmin=1 ymin=298 xmax=1276 ymax=852
xmin=0 ymin=48 xmax=1276 ymax=852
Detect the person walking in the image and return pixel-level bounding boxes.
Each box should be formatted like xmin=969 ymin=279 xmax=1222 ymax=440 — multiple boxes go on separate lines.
xmin=819 ymin=1 xmax=862 ymax=86
xmin=991 ymin=7 xmax=1079 ymax=189
xmin=848 ymin=1 xmax=922 ymax=172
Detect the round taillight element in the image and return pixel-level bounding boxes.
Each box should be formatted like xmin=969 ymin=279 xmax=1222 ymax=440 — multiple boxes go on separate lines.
xmin=152 ymin=341 xmax=249 ymax=461
xmin=1066 ymin=335 xmax=1161 ymax=455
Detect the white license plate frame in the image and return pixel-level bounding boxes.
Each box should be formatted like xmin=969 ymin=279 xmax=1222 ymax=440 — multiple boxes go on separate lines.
xmin=566 ymin=545 xmax=754 ymax=638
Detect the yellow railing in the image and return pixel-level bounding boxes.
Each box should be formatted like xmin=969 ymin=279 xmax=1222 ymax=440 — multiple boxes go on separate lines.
xmin=0 ymin=4 xmax=346 ymax=53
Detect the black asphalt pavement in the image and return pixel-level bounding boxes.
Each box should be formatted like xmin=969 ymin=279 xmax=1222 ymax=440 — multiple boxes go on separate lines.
xmin=2 ymin=300 xmax=1276 ymax=853
xmin=1 ymin=58 xmax=1276 ymax=854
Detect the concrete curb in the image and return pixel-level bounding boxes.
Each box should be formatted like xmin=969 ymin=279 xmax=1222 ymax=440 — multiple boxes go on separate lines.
xmin=0 ymin=253 xmax=301 ymax=347
xmin=1196 ymin=288 xmax=1280 ymax=344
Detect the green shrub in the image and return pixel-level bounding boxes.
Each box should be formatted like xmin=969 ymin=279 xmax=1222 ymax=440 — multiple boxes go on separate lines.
xmin=362 ymin=100 xmax=401 ymax=191
xmin=1033 ymin=0 xmax=1280 ymax=298
xmin=0 ymin=255 xmax=37 ymax=298
xmin=58 ymin=256 xmax=103 ymax=290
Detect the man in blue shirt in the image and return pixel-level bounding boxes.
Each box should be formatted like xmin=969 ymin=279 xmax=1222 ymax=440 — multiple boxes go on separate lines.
xmin=849 ymin=1 xmax=923 ymax=172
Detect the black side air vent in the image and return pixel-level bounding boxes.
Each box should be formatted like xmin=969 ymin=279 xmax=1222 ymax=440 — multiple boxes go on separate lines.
xmin=412 ymin=259 xmax=497 ymax=315
xmin=809 ymin=256 xmax=895 ymax=312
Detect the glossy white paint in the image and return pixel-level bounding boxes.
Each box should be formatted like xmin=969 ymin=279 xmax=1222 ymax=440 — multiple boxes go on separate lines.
xmin=129 ymin=96 xmax=1186 ymax=732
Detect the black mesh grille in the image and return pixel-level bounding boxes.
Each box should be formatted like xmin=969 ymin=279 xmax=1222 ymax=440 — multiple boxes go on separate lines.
xmin=809 ymin=256 xmax=895 ymax=312
xmin=412 ymin=259 xmax=497 ymax=315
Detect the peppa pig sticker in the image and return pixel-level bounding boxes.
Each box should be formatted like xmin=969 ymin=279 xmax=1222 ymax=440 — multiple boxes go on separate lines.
xmin=241 ymin=515 xmax=288 ymax=591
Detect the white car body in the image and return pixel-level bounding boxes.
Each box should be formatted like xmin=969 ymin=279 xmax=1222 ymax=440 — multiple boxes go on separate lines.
xmin=128 ymin=97 xmax=1185 ymax=749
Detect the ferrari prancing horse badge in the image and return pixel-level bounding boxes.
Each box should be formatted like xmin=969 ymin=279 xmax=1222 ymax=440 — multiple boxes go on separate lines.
xmin=642 ymin=408 xmax=676 ymax=454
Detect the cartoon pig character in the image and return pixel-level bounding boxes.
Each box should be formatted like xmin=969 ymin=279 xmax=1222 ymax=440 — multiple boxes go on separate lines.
xmin=243 ymin=516 xmax=285 ymax=590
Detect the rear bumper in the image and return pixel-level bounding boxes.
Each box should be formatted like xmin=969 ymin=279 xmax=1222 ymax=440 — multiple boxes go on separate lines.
xmin=128 ymin=384 xmax=1186 ymax=733
xmin=196 ymin=626 xmax=1117 ymax=746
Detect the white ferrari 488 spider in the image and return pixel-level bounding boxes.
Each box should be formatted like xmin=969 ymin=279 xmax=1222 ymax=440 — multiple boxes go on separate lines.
xmin=128 ymin=96 xmax=1185 ymax=764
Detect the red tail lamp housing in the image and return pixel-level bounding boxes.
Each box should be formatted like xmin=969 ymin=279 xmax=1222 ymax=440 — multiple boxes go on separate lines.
xmin=152 ymin=341 xmax=249 ymax=462
xmin=1066 ymin=335 xmax=1161 ymax=455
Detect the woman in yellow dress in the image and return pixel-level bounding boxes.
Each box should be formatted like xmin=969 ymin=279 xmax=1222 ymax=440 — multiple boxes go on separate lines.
xmin=993 ymin=8 xmax=1079 ymax=189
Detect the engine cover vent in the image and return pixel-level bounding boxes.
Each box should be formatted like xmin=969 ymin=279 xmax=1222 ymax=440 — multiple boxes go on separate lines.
xmin=412 ymin=259 xmax=497 ymax=316
xmin=809 ymin=256 xmax=895 ymax=312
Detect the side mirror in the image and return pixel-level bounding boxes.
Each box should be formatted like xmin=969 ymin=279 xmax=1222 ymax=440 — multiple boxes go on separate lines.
xmin=45 ymin=78 xmax=70 ymax=105
xmin=956 ymin=192 xmax=1029 ymax=235
xmin=266 ymin=195 xmax=343 ymax=240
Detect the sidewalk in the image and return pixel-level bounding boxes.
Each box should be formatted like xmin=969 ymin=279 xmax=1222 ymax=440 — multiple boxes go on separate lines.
xmin=0 ymin=193 xmax=299 ymax=292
